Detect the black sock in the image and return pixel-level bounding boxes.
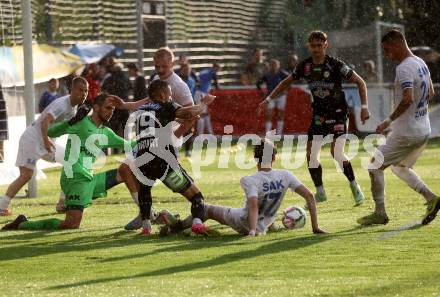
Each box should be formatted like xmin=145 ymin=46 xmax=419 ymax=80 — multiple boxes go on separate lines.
xmin=190 ymin=192 xmax=205 ymax=220
xmin=308 ymin=164 xmax=323 ymax=187
xmin=343 ymin=162 xmax=355 ymax=182
xmin=139 ymin=185 xmax=152 ymax=220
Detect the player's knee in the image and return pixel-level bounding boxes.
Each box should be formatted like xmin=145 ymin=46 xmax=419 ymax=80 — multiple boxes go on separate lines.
xmin=118 ymin=163 xmax=131 ymax=179
xmin=390 ymin=165 xmax=401 ymax=176
xmin=20 ymin=170 xmax=34 ymax=181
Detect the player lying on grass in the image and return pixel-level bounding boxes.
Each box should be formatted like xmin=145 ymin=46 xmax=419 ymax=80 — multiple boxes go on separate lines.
xmin=2 ymin=93 xmax=146 ymax=231
xmin=132 ymin=79 xmax=216 ymax=236
xmin=160 ymin=140 xmax=327 ymax=236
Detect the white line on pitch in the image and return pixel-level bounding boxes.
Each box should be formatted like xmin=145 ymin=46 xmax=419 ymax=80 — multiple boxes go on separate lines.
xmin=378 ymin=220 xmax=421 ymax=240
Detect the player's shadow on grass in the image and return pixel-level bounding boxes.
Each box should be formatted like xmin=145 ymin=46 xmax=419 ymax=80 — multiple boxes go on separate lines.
xmin=0 ymin=227 xmax=239 ymax=262
xmin=47 ymin=233 xmax=333 ymax=290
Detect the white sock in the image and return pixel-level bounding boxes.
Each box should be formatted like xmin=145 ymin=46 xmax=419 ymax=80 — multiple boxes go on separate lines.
xmin=142 ymin=219 xmax=151 ymax=230
xmin=131 ymin=192 xmax=139 ymax=205
xmin=369 ymin=169 xmax=386 ymax=214
xmin=276 ymin=120 xmax=284 ymax=135
xmin=391 ymin=166 xmax=436 ymax=202
xmin=350 ymin=180 xmax=358 ymax=187
xmin=192 ymin=218 xmax=202 ymax=225
xmin=316 ymin=186 xmax=325 ymax=195
xmin=265 ymin=121 xmax=272 ymax=132
xmin=0 ymin=195 xmax=12 ymax=210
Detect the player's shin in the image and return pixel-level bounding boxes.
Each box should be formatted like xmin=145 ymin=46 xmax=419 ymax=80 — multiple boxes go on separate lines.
xmin=190 ymin=192 xmax=209 ymax=234
xmin=19 ymin=218 xmax=63 ymax=230
xmin=369 ymin=169 xmax=386 ymax=214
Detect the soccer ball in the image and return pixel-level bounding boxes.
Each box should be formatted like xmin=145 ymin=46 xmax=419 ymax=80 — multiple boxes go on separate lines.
xmin=282 ymin=206 xmax=307 ymax=229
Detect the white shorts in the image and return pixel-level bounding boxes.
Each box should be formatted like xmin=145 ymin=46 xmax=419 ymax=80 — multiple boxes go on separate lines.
xmin=216 ymin=206 xmax=249 ymax=235
xmin=15 ymin=131 xmax=55 ymax=170
xmin=267 ymin=94 xmax=287 ymax=110
xmin=372 ymin=133 xmax=429 ymax=169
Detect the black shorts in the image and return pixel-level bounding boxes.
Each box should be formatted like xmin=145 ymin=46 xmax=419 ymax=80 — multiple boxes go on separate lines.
xmin=307 ymin=114 xmax=347 ymax=141
xmin=139 ymin=157 xmax=193 ymax=193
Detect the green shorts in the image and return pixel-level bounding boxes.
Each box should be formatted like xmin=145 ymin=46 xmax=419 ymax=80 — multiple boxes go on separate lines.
xmin=61 ymin=171 xmax=108 ymax=211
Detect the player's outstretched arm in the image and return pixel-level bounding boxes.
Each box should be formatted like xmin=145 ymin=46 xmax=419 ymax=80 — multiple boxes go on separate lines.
xmin=257 ymin=76 xmax=294 ymax=114
xmin=175 ymin=94 xmax=216 ymax=119
xmin=47 ymin=121 xmax=75 ymax=138
xmin=295 ymin=185 xmax=327 ymax=234
xmin=246 ymin=197 xmax=258 ymax=237
xmin=108 ymin=95 xmax=151 ymax=110
xmin=349 ymin=71 xmax=370 ymax=124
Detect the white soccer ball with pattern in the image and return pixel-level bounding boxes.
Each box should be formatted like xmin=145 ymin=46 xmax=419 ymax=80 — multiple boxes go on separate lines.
xmin=282 ymin=206 xmax=306 ymax=229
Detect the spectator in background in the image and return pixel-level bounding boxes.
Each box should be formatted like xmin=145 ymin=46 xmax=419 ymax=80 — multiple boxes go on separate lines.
xmin=241 ymin=49 xmax=269 ymax=85
xmin=85 ymin=64 xmax=102 ymax=102
xmin=38 ymin=78 xmax=60 ymax=113
xmin=101 ymin=61 xmax=131 ymax=140
xmin=175 ymin=55 xmax=199 ymax=85
xmin=285 ymin=54 xmax=299 ymax=74
xmin=127 ymin=63 xmax=148 ymax=101
xmin=363 ymin=60 xmax=378 ymax=83
xmin=179 ymin=62 xmax=196 ymax=157
xmin=257 ymin=59 xmax=289 ymax=135
xmin=180 ymin=63 xmax=197 ymax=98
xmin=194 ymin=63 xmax=221 ymax=136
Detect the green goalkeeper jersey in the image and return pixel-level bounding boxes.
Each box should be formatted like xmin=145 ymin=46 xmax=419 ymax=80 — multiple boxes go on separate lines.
xmin=48 ymin=116 xmax=132 ymax=181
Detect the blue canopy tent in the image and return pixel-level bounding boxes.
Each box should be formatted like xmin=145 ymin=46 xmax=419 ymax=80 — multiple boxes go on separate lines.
xmin=68 ymin=44 xmax=123 ymax=64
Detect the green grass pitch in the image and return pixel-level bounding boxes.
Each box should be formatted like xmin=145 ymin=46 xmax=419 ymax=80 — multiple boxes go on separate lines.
xmin=1 ymin=140 xmax=440 ymax=297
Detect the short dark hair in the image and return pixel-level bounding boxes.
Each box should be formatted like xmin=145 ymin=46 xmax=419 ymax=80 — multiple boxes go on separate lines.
xmin=72 ymin=76 xmax=88 ymax=87
xmin=148 ymin=80 xmax=169 ymax=99
xmin=308 ymin=30 xmax=327 ymax=42
xmin=254 ymin=139 xmax=277 ymax=164
xmin=381 ymin=29 xmax=405 ymax=43
xmin=48 ymin=78 xmax=58 ymax=84
xmin=127 ymin=63 xmax=138 ymax=71
xmin=93 ymin=92 xmax=109 ymax=106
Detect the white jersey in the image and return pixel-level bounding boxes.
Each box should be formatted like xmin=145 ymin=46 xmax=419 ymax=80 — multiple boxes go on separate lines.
xmin=24 ymin=95 xmax=76 ymax=146
xmin=391 ymin=56 xmax=431 ymax=137
xmin=152 ymin=72 xmax=194 ymax=106
xmin=239 ymin=169 xmax=302 ymax=234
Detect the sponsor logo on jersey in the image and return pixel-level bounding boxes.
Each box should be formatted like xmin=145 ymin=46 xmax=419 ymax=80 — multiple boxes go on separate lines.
xmin=309 ymin=81 xmax=334 ymax=89
xmin=313 ymin=88 xmax=331 ymax=99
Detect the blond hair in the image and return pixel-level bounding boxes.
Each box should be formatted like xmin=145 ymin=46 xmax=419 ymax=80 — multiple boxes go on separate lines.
xmin=154 ymin=47 xmax=174 ymax=62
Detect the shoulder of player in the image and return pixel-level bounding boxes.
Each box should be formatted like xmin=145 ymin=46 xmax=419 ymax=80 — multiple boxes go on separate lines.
xmin=396 ymin=59 xmax=418 ymax=74
xmin=325 ymin=55 xmax=346 ymax=66
xmin=240 ymin=175 xmax=258 ymax=186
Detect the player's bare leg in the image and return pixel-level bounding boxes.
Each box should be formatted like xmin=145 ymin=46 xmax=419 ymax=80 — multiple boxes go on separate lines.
xmin=0 ymin=166 xmax=34 ymax=216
